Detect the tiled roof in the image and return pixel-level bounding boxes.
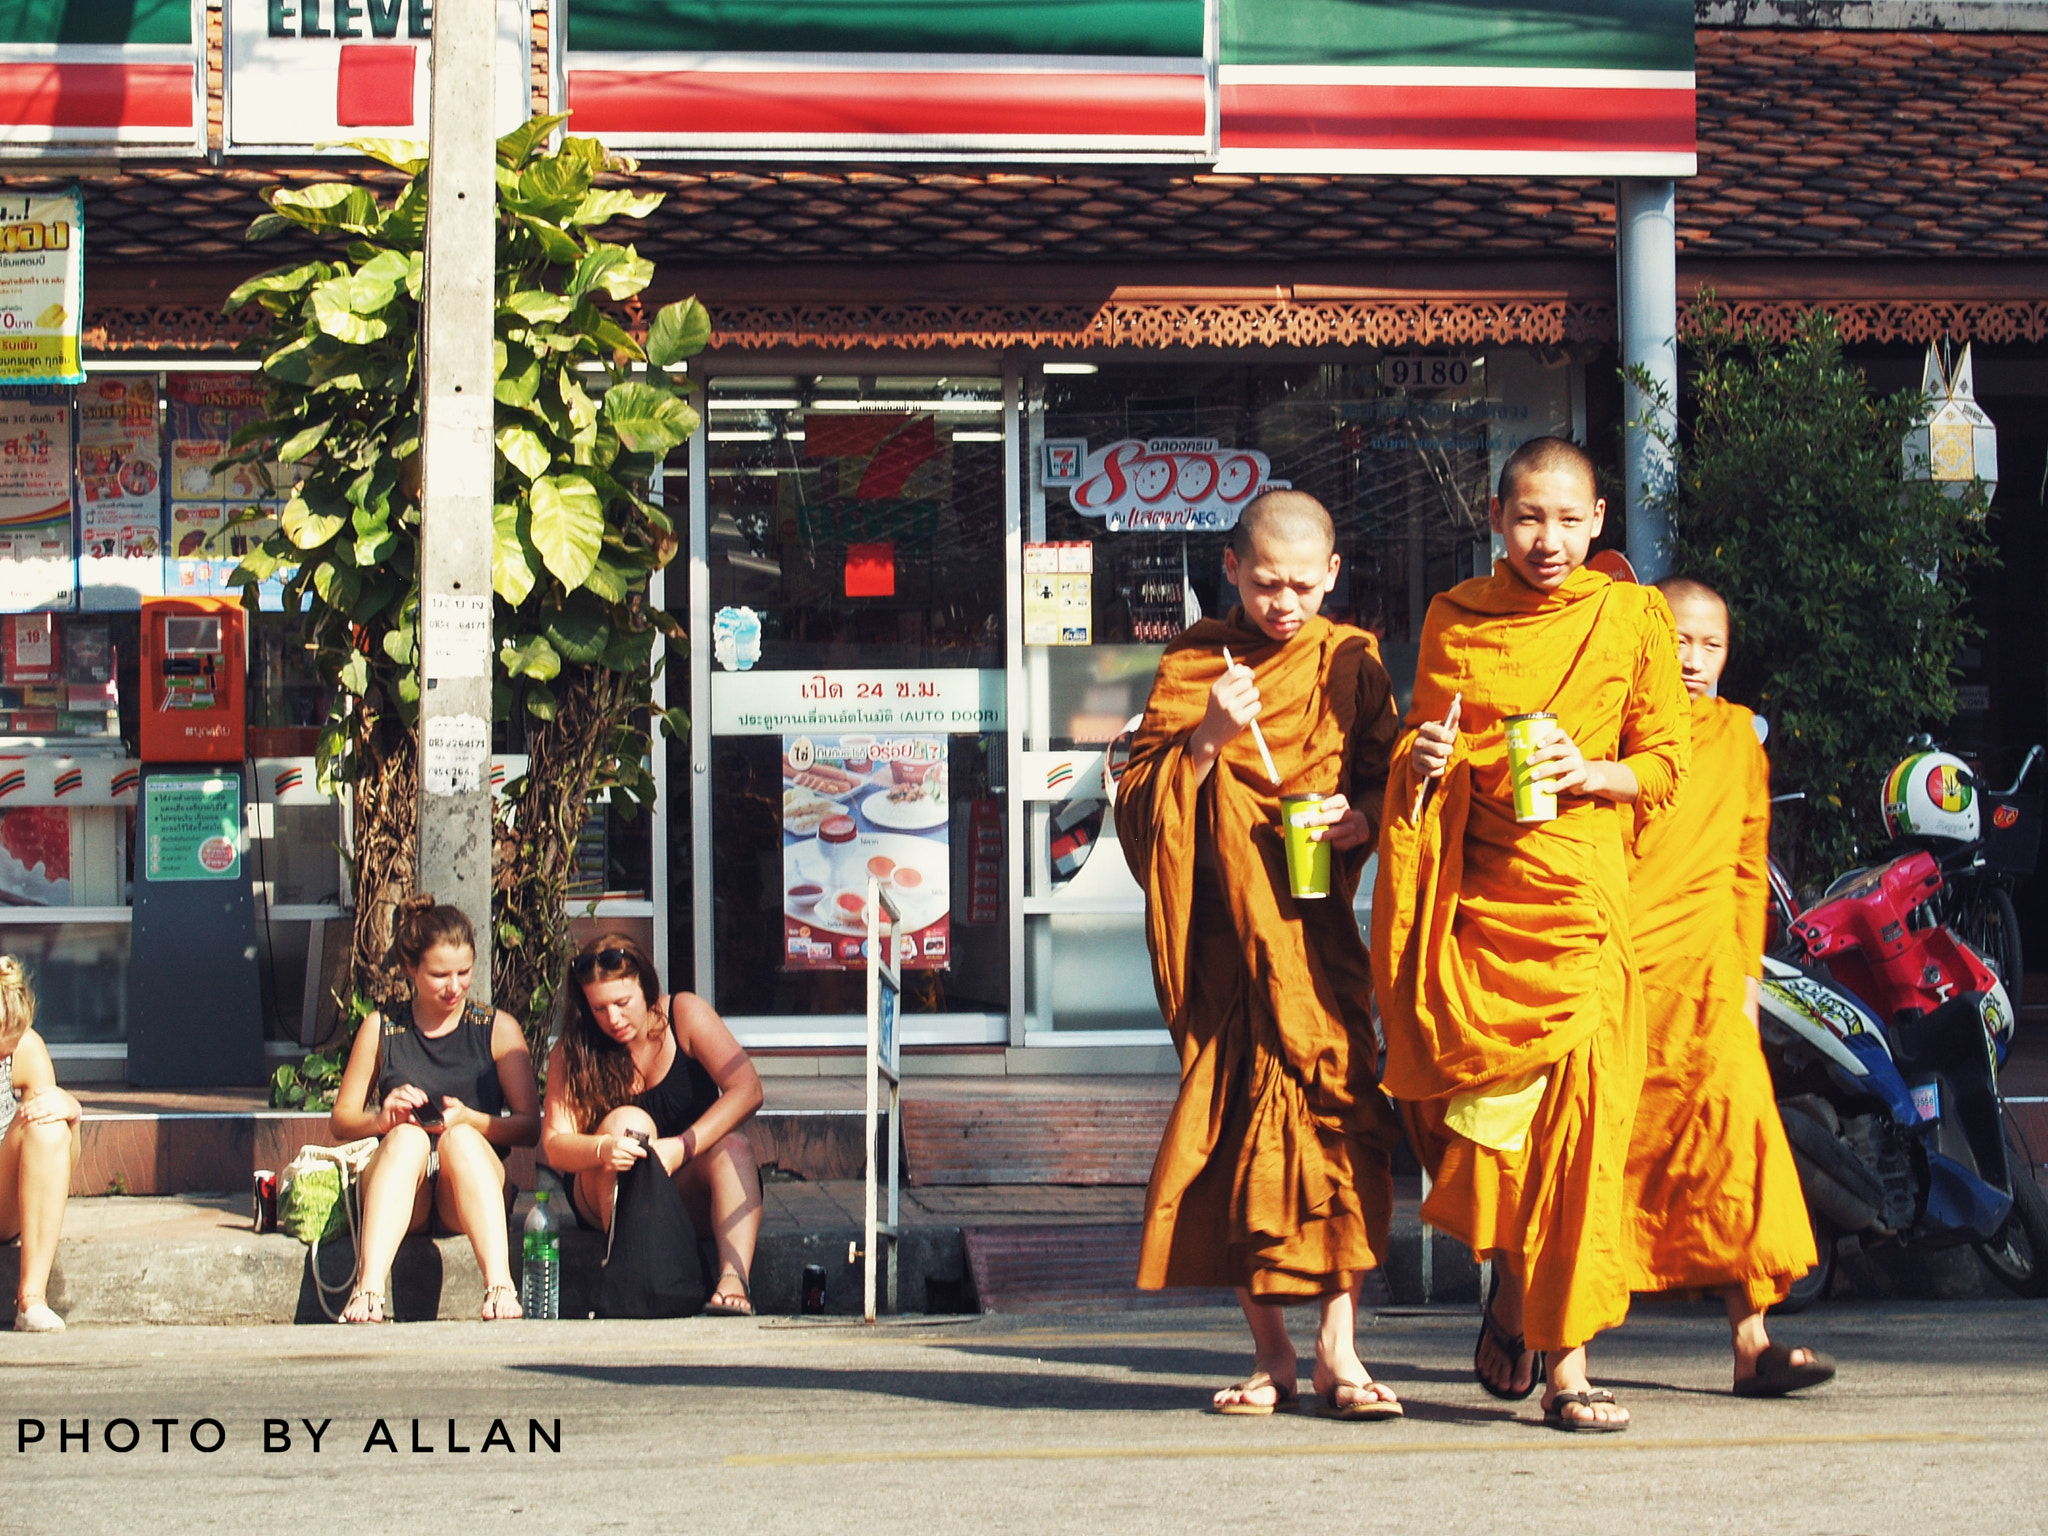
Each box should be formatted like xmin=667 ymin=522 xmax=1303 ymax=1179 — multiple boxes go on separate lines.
xmin=35 ymin=27 xmax=2048 ymax=271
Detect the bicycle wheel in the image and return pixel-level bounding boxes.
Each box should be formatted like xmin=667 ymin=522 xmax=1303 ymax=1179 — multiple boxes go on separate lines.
xmin=1965 ymin=885 xmax=2025 ymax=1009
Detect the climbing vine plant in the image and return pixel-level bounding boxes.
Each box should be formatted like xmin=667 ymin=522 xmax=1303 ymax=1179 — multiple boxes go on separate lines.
xmin=225 ymin=116 xmax=703 ymax=1047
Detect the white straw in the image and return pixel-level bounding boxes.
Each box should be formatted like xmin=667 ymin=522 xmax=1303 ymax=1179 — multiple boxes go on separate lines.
xmin=1222 ymin=647 xmax=1281 ymax=786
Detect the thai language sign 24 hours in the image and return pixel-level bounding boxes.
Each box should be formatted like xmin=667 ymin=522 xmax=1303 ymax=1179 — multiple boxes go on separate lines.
xmin=712 ymin=669 xmax=1006 ymax=736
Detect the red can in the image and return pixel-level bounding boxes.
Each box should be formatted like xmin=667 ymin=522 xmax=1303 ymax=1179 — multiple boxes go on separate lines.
xmin=252 ymin=1169 xmax=278 ymax=1233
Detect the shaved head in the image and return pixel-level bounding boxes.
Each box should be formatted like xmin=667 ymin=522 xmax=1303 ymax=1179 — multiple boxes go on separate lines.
xmin=1497 ymin=436 xmax=1598 ymax=504
xmin=1655 ymin=576 xmax=1729 ymax=627
xmin=1658 ymin=576 xmax=1732 ymax=698
xmin=1232 ymin=489 xmax=1334 ymax=560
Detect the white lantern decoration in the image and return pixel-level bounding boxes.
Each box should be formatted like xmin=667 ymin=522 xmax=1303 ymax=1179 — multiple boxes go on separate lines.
xmin=1904 ymin=341 xmax=1998 ymax=500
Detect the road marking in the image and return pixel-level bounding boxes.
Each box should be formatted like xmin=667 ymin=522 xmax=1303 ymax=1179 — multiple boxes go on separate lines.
xmin=726 ymin=1430 xmax=1978 ymax=1469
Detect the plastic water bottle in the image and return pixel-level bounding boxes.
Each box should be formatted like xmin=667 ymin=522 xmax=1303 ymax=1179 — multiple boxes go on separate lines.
xmin=520 ymin=1191 xmax=560 ymax=1320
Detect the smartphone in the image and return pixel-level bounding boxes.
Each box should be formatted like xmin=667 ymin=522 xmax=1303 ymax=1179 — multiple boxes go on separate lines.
xmin=413 ymin=1093 xmax=444 ymax=1129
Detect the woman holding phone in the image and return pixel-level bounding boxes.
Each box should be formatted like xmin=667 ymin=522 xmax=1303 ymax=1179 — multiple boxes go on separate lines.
xmin=330 ymin=896 xmax=540 ymax=1323
xmin=541 ymin=935 xmax=764 ymax=1315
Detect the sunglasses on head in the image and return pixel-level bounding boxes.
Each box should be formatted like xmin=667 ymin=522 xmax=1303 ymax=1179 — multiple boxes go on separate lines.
xmin=571 ymin=947 xmax=633 ymax=980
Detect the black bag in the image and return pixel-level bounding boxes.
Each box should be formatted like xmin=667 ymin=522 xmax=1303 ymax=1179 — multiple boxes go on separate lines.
xmin=593 ymin=1141 xmax=708 ymax=1319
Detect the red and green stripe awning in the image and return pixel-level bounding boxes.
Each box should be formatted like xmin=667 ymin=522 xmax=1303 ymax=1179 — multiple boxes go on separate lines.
xmin=0 ymin=0 xmax=199 ymax=150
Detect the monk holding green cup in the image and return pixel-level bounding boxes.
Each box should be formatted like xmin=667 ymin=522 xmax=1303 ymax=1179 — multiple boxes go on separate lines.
xmin=1504 ymin=711 xmax=1561 ymax=824
xmin=1282 ymin=793 xmax=1335 ymax=898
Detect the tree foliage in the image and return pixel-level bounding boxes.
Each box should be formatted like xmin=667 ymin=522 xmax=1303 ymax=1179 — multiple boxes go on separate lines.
xmin=224 ymin=118 xmax=705 ymax=1045
xmin=1642 ymin=300 xmax=1996 ymax=884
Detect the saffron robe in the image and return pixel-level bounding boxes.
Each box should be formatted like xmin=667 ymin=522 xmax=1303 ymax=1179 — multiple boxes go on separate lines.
xmin=1372 ymin=565 xmax=1689 ymax=1351
xmin=1624 ymin=693 xmax=1817 ymax=1310
xmin=1120 ymin=608 xmax=1404 ymax=1299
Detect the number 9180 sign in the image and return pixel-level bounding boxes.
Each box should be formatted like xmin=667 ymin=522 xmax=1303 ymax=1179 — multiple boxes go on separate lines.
xmin=1380 ymin=355 xmax=1472 ymax=390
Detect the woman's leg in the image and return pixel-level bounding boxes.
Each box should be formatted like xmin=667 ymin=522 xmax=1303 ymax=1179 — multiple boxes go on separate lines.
xmin=432 ymin=1124 xmax=514 ymax=1317
xmin=346 ymin=1125 xmax=432 ymax=1321
xmin=572 ymin=1105 xmax=659 ymax=1233
xmin=676 ymin=1129 xmax=763 ymax=1300
xmin=0 ymin=1120 xmax=80 ymax=1323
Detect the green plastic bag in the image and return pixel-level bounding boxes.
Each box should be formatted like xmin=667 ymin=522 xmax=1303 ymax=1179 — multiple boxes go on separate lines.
xmin=280 ymin=1164 xmax=347 ymax=1244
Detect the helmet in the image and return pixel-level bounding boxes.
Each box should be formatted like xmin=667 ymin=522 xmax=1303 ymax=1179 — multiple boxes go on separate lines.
xmin=1881 ymin=750 xmax=1980 ymax=842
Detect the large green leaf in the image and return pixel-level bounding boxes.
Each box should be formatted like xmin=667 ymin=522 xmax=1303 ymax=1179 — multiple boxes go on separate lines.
xmin=565 ymin=244 xmax=640 ymax=300
xmin=581 ymin=556 xmax=628 ymax=604
xmin=495 ymin=425 xmax=550 ymax=481
xmin=645 ymin=297 xmax=711 ymax=367
xmin=513 ymin=214 xmax=581 ymax=264
xmin=337 ymin=651 xmax=369 ymax=696
xmin=492 ymin=502 xmax=538 ymax=605
xmin=499 ymin=633 xmax=562 ymax=681
xmin=528 ymin=474 xmax=604 ymax=588
xmin=522 ymin=682 xmax=559 ymax=721
xmin=282 ymin=491 xmax=347 ymax=550
xmin=566 ymin=188 xmax=663 ymax=229
xmin=600 ymin=381 xmax=698 ymax=456
xmin=226 ymin=261 xmax=334 ymax=312
xmin=311 ymin=277 xmax=390 ymax=344
xmin=544 ymin=602 xmax=610 ymax=663
xmin=494 ymin=341 xmax=541 ymax=408
xmin=344 ymin=138 xmax=429 ymax=175
xmin=512 ymin=155 xmax=592 ymax=216
xmin=268 ymin=183 xmax=385 ymax=236
xmin=558 ymin=371 xmax=598 ymax=432
xmin=276 ymin=418 xmax=333 ymax=464
xmin=498 ymin=113 xmax=569 ymax=168
xmin=382 ymin=623 xmax=416 ymax=666
xmin=504 ymin=289 xmax=574 ymax=325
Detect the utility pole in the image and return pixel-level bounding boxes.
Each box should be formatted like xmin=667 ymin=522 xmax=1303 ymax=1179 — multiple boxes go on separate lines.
xmin=416 ymin=0 xmax=499 ymax=993
xmin=1617 ymin=178 xmax=1679 ymax=584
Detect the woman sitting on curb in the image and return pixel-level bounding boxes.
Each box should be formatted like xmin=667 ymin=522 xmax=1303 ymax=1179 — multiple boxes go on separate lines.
xmin=541 ymin=935 xmax=764 ymax=1316
xmin=0 ymin=957 xmax=80 ymax=1333
xmin=330 ymin=897 xmax=540 ymax=1323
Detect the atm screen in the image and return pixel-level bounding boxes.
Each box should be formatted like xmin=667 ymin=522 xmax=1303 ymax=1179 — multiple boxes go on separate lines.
xmin=163 ymin=616 xmax=222 ymax=656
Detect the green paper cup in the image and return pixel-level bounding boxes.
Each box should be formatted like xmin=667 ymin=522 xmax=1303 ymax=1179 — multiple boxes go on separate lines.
xmin=1503 ymin=712 xmax=1559 ymax=824
xmin=1281 ymin=793 xmax=1333 ymax=900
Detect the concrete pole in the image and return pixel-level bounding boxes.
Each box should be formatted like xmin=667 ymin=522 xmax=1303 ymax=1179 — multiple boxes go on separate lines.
xmin=1616 ymin=178 xmax=1678 ymax=583
xmin=416 ymin=0 xmax=499 ymax=995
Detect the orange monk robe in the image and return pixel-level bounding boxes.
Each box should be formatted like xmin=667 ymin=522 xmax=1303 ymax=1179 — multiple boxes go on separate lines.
xmin=1372 ymin=566 xmax=1690 ymax=1352
xmin=1119 ymin=609 xmax=1405 ymax=1300
xmin=1624 ymin=694 xmax=1817 ymax=1310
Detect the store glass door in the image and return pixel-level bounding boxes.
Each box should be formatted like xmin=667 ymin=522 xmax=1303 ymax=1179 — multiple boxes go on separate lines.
xmin=694 ymin=372 xmax=1011 ymax=1047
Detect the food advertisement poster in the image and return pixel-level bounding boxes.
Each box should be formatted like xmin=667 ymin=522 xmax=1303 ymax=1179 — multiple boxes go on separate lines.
xmin=0 ymin=392 xmax=75 ymax=610
xmin=76 ymin=375 xmax=164 ymax=607
xmin=0 ymin=188 xmax=84 ymax=387
xmin=167 ymin=374 xmax=288 ymax=606
xmin=782 ymin=732 xmax=949 ymax=972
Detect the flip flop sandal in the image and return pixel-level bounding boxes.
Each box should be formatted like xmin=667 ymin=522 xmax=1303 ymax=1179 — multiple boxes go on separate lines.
xmin=340 ymin=1288 xmax=388 ymax=1325
xmin=480 ymin=1283 xmax=522 ymax=1321
xmin=1475 ymin=1266 xmax=1544 ymax=1402
xmin=1543 ymin=1389 xmax=1629 ymax=1434
xmin=702 ymin=1279 xmax=755 ymax=1318
xmin=1733 ymin=1343 xmax=1837 ymax=1397
xmin=1211 ymin=1371 xmax=1298 ymax=1416
xmin=1315 ymin=1380 xmax=1405 ymax=1422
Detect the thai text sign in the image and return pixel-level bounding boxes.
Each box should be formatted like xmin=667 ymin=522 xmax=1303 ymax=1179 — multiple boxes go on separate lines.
xmin=144 ymin=771 xmax=244 ymax=882
xmin=1049 ymin=437 xmax=1288 ymax=532
xmin=713 ymin=668 xmax=1006 ymax=736
xmin=0 ymin=189 xmax=83 ymax=386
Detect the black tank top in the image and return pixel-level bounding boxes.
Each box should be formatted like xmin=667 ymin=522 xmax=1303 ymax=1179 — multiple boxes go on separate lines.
xmin=378 ymin=1001 xmax=506 ymax=1116
xmin=632 ymin=996 xmax=719 ymax=1139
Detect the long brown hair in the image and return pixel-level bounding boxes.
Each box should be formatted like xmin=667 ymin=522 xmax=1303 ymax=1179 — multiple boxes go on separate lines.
xmin=389 ymin=894 xmax=475 ymax=973
xmin=556 ymin=933 xmax=664 ymax=1131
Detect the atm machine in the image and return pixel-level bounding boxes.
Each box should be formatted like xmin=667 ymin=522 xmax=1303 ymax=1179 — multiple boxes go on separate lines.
xmin=125 ymin=596 xmax=265 ymax=1086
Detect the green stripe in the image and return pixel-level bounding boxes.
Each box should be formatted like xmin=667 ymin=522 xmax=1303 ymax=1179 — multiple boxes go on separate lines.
xmin=1221 ymin=0 xmax=1694 ymax=72
xmin=0 ymin=0 xmax=191 ymax=46
xmin=566 ymin=0 xmax=1204 ymax=59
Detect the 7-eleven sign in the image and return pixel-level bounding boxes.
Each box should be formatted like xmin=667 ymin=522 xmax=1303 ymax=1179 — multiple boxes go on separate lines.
xmin=225 ymin=0 xmax=530 ymax=152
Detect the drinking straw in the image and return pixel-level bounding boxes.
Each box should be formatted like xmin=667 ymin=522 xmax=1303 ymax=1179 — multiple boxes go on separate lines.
xmin=1221 ymin=647 xmax=1281 ymax=786
xmin=1410 ymin=692 xmax=1462 ymax=823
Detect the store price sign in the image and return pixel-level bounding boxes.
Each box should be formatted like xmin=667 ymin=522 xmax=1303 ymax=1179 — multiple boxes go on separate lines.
xmin=144 ymin=771 xmax=243 ymax=883
xmin=712 ymin=668 xmax=1006 ymax=736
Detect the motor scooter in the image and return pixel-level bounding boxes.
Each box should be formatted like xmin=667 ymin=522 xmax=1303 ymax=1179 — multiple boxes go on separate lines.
xmin=1756 ymin=848 xmax=2048 ymax=1307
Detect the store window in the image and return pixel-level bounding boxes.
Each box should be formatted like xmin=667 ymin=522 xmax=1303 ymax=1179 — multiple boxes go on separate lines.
xmin=1023 ymin=354 xmax=1574 ymax=1036
xmin=700 ymin=375 xmax=1010 ymax=1033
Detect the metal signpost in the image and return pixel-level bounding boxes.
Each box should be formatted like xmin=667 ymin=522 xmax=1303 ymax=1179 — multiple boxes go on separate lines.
xmin=858 ymin=881 xmax=904 ymax=1322
xmin=416 ymin=0 xmax=499 ymax=972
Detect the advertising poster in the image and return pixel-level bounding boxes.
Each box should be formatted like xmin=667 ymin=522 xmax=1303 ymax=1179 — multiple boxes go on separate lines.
xmin=782 ymin=732 xmax=949 ymax=972
xmin=0 ymin=392 xmax=75 ymax=610
xmin=0 ymin=188 xmax=84 ymax=386
xmin=76 ymin=375 xmax=165 ymax=607
xmin=143 ymin=771 xmax=244 ymax=883
xmin=166 ymin=374 xmax=289 ymax=606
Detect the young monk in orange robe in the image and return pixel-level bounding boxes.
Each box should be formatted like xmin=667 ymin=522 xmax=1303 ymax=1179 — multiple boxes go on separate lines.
xmin=1373 ymin=438 xmax=1689 ymax=1432
xmin=1120 ymin=490 xmax=1406 ymax=1420
xmin=1624 ymin=578 xmax=1834 ymax=1396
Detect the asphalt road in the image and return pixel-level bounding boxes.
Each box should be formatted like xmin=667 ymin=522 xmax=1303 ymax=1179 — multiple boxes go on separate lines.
xmin=5 ymin=1300 xmax=2045 ymax=1534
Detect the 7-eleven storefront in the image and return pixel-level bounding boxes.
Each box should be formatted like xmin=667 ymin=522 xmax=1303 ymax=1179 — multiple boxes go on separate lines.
xmin=560 ymin=0 xmax=1698 ymax=1067
xmin=0 ymin=0 xmax=1694 ymax=1078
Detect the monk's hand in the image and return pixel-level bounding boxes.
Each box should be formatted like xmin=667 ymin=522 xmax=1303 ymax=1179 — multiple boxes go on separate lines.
xmin=1303 ymin=793 xmax=1373 ymax=850
xmin=1191 ymin=661 xmax=1262 ymax=763
xmin=1410 ymin=694 xmax=1461 ymax=780
xmin=1528 ymin=728 xmax=1636 ymax=803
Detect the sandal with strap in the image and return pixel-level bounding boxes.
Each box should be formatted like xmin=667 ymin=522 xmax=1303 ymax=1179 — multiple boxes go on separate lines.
xmin=1315 ymin=1379 xmax=1405 ymax=1422
xmin=1475 ymin=1264 xmax=1544 ymax=1402
xmin=1544 ymin=1388 xmax=1630 ymax=1434
xmin=481 ymin=1283 xmax=523 ymax=1321
xmin=340 ymin=1288 xmax=387 ymax=1325
xmin=703 ymin=1276 xmax=754 ymax=1318
xmin=1211 ymin=1371 xmax=1298 ymax=1416
xmin=1733 ymin=1343 xmax=1837 ymax=1397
